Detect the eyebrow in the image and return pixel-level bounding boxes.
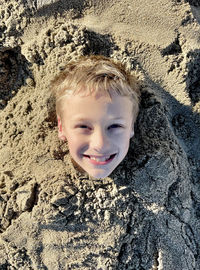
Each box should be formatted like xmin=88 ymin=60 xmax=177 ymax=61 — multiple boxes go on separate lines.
xmin=73 ymin=117 xmax=125 ymax=122
xmin=110 ymin=117 xmax=125 ymax=121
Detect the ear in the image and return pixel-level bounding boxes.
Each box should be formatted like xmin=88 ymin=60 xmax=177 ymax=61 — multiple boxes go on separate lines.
xmin=57 ymin=116 xmax=67 ymax=141
xmin=130 ymin=127 xmax=134 ymax=138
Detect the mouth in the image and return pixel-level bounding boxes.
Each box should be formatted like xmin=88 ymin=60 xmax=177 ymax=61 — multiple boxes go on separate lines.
xmin=83 ymin=153 xmax=117 ymax=165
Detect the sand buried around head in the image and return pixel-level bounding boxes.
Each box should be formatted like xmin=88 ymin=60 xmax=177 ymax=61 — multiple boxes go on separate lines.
xmin=0 ymin=0 xmax=200 ymax=269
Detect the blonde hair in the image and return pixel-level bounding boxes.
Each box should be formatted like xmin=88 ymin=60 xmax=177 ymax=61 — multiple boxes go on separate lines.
xmin=50 ymin=55 xmax=140 ymax=123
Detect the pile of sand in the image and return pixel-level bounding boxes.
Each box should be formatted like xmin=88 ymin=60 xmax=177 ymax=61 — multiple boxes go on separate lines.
xmin=0 ymin=0 xmax=200 ymax=269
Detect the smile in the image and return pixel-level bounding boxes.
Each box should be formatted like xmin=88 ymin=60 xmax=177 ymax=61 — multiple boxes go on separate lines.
xmin=83 ymin=154 xmax=116 ymax=165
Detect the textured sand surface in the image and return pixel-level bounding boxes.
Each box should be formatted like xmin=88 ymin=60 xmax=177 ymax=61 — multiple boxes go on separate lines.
xmin=0 ymin=0 xmax=200 ymax=269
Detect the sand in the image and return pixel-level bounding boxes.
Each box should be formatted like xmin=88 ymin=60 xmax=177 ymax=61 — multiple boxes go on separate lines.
xmin=0 ymin=0 xmax=200 ymax=269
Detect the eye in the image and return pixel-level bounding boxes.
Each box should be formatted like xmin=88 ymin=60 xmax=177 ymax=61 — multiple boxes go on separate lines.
xmin=79 ymin=125 xmax=88 ymax=128
xmin=77 ymin=125 xmax=90 ymax=129
xmin=75 ymin=124 xmax=93 ymax=131
xmin=108 ymin=124 xmax=123 ymax=129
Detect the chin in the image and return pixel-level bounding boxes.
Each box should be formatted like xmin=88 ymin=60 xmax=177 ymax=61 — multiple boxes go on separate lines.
xmin=88 ymin=169 xmax=113 ymax=179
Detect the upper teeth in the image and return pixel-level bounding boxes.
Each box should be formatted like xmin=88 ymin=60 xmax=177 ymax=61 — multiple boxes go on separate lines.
xmin=90 ymin=155 xmax=111 ymax=162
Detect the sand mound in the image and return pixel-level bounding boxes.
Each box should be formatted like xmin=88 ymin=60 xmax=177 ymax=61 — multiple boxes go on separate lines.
xmin=0 ymin=0 xmax=200 ymax=269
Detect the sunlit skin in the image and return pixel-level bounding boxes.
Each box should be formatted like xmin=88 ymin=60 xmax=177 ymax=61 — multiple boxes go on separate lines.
xmin=57 ymin=92 xmax=135 ymax=179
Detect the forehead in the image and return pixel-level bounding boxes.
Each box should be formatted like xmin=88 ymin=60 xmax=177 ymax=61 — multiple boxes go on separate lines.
xmin=61 ymin=92 xmax=133 ymax=120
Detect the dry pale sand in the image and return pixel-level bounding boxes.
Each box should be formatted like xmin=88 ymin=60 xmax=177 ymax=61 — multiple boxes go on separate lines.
xmin=0 ymin=0 xmax=200 ymax=269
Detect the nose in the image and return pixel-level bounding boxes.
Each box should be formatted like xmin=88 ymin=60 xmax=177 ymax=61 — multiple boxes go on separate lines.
xmin=90 ymin=128 xmax=110 ymax=153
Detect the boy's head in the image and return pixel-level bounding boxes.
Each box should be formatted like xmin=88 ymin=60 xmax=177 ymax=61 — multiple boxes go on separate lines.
xmin=50 ymin=55 xmax=140 ymax=179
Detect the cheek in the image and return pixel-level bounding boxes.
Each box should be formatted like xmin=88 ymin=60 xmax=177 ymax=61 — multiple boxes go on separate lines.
xmin=120 ymin=135 xmax=131 ymax=156
xmin=115 ymin=133 xmax=131 ymax=147
xmin=66 ymin=134 xmax=86 ymax=154
xmin=66 ymin=137 xmax=77 ymax=152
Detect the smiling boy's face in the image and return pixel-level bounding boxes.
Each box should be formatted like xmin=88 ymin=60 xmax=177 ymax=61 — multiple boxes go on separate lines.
xmin=57 ymin=92 xmax=134 ymax=179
